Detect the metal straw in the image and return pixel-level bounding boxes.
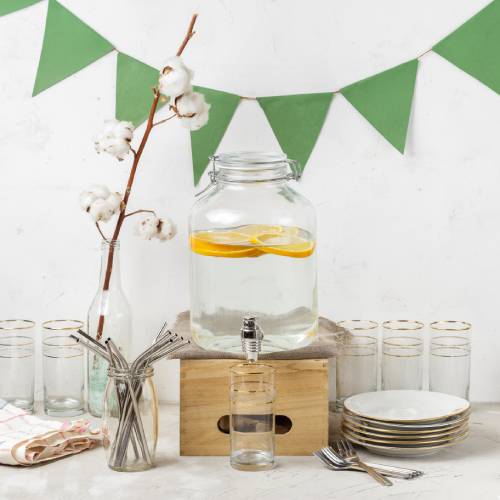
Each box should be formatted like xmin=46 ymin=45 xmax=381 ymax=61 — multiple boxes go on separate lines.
xmin=107 ymin=339 xmax=152 ymax=467
xmin=70 ymin=335 xmax=111 ymax=363
xmin=74 ymin=324 xmax=189 ymax=469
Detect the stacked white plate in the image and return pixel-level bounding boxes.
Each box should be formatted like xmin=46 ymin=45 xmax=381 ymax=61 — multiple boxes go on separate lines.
xmin=341 ymin=390 xmax=470 ymax=457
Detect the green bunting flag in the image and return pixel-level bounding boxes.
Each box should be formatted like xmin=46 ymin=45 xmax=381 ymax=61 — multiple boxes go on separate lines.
xmin=116 ymin=53 xmax=167 ymax=126
xmin=341 ymin=60 xmax=418 ymax=154
xmin=191 ymin=86 xmax=240 ymax=185
xmin=13 ymin=0 xmax=499 ymax=171
xmin=257 ymin=93 xmax=333 ymax=174
xmin=433 ymin=0 xmax=500 ymax=94
xmin=33 ymin=0 xmax=114 ymax=96
xmin=0 ymin=0 xmax=41 ymax=16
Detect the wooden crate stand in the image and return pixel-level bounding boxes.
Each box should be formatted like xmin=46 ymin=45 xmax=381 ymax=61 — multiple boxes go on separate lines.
xmin=180 ymin=358 xmax=329 ymax=456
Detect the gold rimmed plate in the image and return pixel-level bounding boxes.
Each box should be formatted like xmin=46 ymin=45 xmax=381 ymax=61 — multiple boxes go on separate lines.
xmin=342 ymin=409 xmax=470 ymax=433
xmin=343 ymin=431 xmax=469 ymax=458
xmin=342 ymin=426 xmax=468 ymax=447
xmin=342 ymin=418 xmax=469 ymax=439
xmin=344 ymin=390 xmax=470 ymax=423
xmin=342 ymin=419 xmax=469 ymax=440
xmin=343 ymin=406 xmax=470 ymax=428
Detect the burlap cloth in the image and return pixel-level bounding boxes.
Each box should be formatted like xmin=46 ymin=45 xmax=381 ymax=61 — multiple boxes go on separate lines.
xmin=169 ymin=311 xmax=348 ymax=360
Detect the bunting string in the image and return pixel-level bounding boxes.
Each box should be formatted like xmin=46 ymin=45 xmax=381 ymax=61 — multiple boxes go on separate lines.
xmin=238 ymin=48 xmax=434 ymax=100
xmin=3 ymin=0 xmax=500 ymax=184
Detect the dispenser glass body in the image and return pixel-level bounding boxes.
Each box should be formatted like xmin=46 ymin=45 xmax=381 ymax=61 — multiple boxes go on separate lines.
xmin=189 ymin=152 xmax=318 ymax=353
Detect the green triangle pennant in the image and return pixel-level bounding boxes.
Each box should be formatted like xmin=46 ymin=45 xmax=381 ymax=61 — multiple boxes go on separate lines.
xmin=433 ymin=0 xmax=500 ymax=94
xmin=0 ymin=0 xmax=41 ymax=16
xmin=257 ymin=93 xmax=333 ymax=174
xmin=341 ymin=60 xmax=418 ymax=153
xmin=191 ymin=86 xmax=240 ymax=185
xmin=33 ymin=0 xmax=114 ymax=96
xmin=116 ymin=53 xmax=167 ymax=126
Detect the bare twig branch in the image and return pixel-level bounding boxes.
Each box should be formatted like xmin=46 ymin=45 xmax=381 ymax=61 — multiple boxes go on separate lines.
xmin=124 ymin=209 xmax=157 ymax=219
xmin=153 ymin=114 xmax=177 ymax=127
xmin=95 ymin=222 xmax=109 ymax=241
xmin=176 ymin=14 xmax=198 ymax=57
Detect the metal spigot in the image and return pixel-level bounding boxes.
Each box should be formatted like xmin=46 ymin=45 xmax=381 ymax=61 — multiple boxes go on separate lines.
xmin=241 ymin=316 xmax=264 ymax=362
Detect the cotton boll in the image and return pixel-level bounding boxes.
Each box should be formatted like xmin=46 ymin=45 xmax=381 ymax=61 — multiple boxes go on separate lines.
xmin=95 ymin=136 xmax=131 ymax=161
xmin=158 ymin=72 xmax=192 ymax=99
xmin=100 ymin=119 xmax=119 ymax=136
xmin=175 ymin=91 xmax=204 ymax=116
xmin=80 ymin=185 xmax=116 ymax=215
xmin=106 ymin=192 xmax=122 ymax=212
xmin=95 ymin=119 xmax=134 ymax=161
xmin=175 ymin=92 xmax=210 ymax=131
xmin=89 ymin=184 xmax=111 ymax=199
xmin=161 ymin=56 xmax=192 ymax=74
xmin=111 ymin=120 xmax=134 ymax=141
xmin=88 ymin=199 xmax=114 ymax=223
xmin=136 ymin=215 xmax=160 ymax=240
xmin=158 ymin=56 xmax=193 ymax=98
xmin=100 ymin=119 xmax=134 ymax=141
xmin=157 ymin=217 xmax=177 ymax=241
xmin=79 ymin=191 xmax=96 ymax=212
xmin=180 ymin=108 xmax=209 ymax=131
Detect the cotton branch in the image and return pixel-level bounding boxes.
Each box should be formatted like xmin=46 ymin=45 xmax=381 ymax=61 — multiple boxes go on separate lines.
xmin=95 ymin=14 xmax=199 ymax=341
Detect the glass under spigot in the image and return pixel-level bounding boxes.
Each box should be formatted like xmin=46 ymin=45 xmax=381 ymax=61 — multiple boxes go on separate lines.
xmin=229 ymin=317 xmax=276 ymax=471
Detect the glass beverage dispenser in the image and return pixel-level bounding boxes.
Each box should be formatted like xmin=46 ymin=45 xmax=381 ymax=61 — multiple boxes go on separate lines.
xmin=189 ymin=152 xmax=317 ymax=352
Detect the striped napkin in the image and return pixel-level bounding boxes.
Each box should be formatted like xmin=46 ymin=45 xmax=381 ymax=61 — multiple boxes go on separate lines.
xmin=0 ymin=400 xmax=102 ymax=466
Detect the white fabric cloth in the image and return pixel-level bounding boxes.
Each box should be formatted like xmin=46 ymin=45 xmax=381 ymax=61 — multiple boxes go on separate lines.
xmin=0 ymin=400 xmax=102 ymax=466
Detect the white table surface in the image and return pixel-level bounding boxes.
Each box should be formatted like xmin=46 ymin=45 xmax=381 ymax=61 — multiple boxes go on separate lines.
xmin=1 ymin=403 xmax=499 ymax=500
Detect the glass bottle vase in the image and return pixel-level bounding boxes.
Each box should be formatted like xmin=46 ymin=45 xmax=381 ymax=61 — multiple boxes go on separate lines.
xmin=87 ymin=240 xmax=131 ymax=417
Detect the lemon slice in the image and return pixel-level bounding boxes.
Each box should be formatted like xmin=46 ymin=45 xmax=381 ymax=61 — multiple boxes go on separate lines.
xmin=193 ymin=230 xmax=253 ymax=246
xmin=237 ymin=224 xmax=302 ymax=238
xmin=190 ymin=230 xmax=261 ymax=258
xmin=236 ymin=224 xmax=284 ymax=236
xmin=192 ymin=245 xmax=261 ymax=258
xmin=190 ymin=226 xmax=313 ymax=258
xmin=253 ymin=233 xmax=315 ymax=258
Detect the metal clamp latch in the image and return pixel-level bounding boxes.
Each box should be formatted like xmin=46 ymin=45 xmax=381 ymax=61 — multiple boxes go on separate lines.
xmin=195 ymin=156 xmax=219 ymax=197
xmin=286 ymin=159 xmax=302 ymax=181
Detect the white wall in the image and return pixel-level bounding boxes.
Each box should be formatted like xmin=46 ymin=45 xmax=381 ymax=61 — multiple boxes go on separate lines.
xmin=1 ymin=0 xmax=498 ymax=402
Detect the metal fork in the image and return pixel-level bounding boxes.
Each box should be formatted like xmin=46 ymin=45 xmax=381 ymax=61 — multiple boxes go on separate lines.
xmin=319 ymin=447 xmax=422 ymax=479
xmin=322 ymin=446 xmax=423 ymax=479
xmin=336 ymin=439 xmax=393 ymax=486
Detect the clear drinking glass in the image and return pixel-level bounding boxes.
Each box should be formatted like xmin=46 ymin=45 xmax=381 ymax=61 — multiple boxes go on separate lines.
xmin=190 ymin=152 xmax=317 ymax=353
xmin=103 ymin=367 xmax=158 ymax=472
xmin=230 ymin=363 xmax=275 ymax=471
xmin=382 ymin=320 xmax=424 ymax=391
xmin=429 ymin=321 xmax=471 ymax=399
xmin=0 ymin=320 xmax=35 ymax=412
xmin=335 ymin=321 xmax=378 ymax=410
xmin=42 ymin=320 xmax=85 ymax=416
xmin=87 ymin=240 xmax=132 ymax=417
